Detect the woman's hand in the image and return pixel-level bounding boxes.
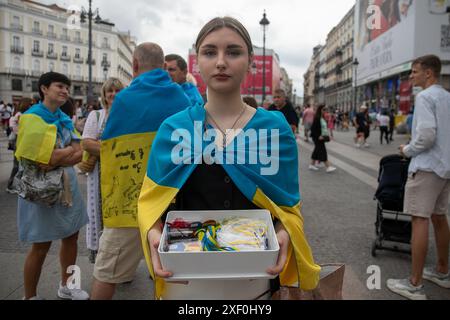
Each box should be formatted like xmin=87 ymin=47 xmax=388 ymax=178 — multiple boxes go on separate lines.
xmin=266 ymin=224 xmax=290 ymax=276
xmin=319 ymin=136 xmax=324 ymax=141
xmin=148 ymin=226 xmax=173 ymax=278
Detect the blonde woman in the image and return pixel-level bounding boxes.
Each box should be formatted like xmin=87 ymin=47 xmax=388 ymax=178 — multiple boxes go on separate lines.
xmin=81 ymin=78 xmax=125 ymax=263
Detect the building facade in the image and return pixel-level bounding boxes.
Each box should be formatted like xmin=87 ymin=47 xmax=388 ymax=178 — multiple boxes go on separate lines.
xmin=354 ymin=0 xmax=450 ymax=115
xmin=324 ymin=5 xmax=355 ymax=112
xmin=0 ymin=0 xmax=136 ymax=105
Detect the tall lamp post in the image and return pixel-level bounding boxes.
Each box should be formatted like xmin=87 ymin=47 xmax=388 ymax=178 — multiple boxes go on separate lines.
xmin=251 ymin=62 xmax=257 ymax=99
xmin=353 ymin=58 xmax=359 ymax=114
xmin=259 ymin=10 xmax=270 ymax=105
xmin=80 ymin=0 xmax=102 ymax=104
xmin=293 ymin=88 xmax=297 ymax=106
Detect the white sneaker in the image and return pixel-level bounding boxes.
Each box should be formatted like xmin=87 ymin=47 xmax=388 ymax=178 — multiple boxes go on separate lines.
xmin=363 ymin=143 xmax=370 ymax=148
xmin=308 ymin=165 xmax=319 ymax=171
xmin=386 ymin=278 xmax=427 ymax=300
xmin=423 ymin=267 xmax=450 ymax=289
xmin=316 ymin=162 xmax=325 ymax=168
xmin=326 ymin=166 xmax=337 ymax=173
xmin=57 ymin=282 xmax=89 ymax=300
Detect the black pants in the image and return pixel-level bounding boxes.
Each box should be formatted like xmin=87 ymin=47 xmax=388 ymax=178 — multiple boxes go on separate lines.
xmin=311 ymin=139 xmax=328 ymax=162
xmin=379 ymin=126 xmax=390 ymax=144
xmin=389 ymin=126 xmax=394 ymax=141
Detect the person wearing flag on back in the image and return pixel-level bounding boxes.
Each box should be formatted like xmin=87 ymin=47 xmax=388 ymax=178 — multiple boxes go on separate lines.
xmin=90 ymin=43 xmax=192 ymax=300
xmin=138 ymin=16 xmax=320 ymax=300
xmin=165 ymin=54 xmax=205 ymax=107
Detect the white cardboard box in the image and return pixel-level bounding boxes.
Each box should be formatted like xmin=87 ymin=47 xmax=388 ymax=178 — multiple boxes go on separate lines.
xmin=158 ymin=210 xmax=280 ymax=281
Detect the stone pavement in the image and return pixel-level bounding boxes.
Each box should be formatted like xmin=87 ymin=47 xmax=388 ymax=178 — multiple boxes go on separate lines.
xmin=1 ymin=127 xmax=449 ymax=300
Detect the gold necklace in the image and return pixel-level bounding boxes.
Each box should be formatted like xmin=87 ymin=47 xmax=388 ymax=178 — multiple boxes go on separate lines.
xmin=206 ymin=104 xmax=247 ymax=148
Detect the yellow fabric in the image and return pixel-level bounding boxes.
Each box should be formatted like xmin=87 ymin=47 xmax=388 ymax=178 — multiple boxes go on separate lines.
xmin=253 ymin=188 xmax=321 ymax=290
xmin=138 ymin=178 xmax=320 ymax=299
xmin=138 ymin=175 xmax=179 ymax=299
xmin=15 ymin=114 xmax=57 ymax=164
xmin=101 ymin=132 xmax=156 ymax=228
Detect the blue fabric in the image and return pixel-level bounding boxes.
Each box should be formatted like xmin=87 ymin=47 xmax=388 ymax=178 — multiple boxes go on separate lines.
xmin=102 ymin=69 xmax=192 ymax=140
xmin=147 ymin=105 xmax=300 ymax=208
xmin=25 ymin=102 xmax=74 ymax=137
xmin=180 ymin=82 xmax=204 ymax=108
xmin=17 ymin=127 xmax=87 ymax=243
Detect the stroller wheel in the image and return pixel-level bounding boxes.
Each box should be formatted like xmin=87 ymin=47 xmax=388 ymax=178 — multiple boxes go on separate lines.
xmin=371 ymin=241 xmax=377 ymax=257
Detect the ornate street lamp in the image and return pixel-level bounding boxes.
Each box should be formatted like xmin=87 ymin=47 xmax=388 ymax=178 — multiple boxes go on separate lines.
xmin=80 ymin=0 xmax=102 ymax=103
xmin=251 ymin=62 xmax=257 ymax=99
xmin=259 ymin=10 xmax=270 ymax=104
xmin=353 ymin=58 xmax=359 ymax=114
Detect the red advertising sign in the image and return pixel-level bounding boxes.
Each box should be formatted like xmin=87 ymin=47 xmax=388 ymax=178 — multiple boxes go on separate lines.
xmin=399 ymin=80 xmax=412 ymax=114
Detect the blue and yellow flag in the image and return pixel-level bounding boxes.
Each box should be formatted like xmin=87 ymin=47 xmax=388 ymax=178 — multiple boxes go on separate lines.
xmin=138 ymin=105 xmax=321 ymax=298
xmin=180 ymin=82 xmax=204 ymax=108
xmin=15 ymin=102 xmax=75 ymax=164
xmin=100 ymin=68 xmax=191 ymax=228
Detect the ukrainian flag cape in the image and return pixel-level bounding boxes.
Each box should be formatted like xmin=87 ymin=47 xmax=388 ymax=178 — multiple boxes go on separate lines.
xmin=100 ymin=68 xmax=191 ymax=228
xmin=15 ymin=102 xmax=75 ymax=164
xmin=180 ymin=82 xmax=204 ymax=108
xmin=138 ymin=105 xmax=321 ymax=298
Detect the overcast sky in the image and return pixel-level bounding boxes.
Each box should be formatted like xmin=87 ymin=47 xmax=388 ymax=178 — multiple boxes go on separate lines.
xmin=42 ymin=0 xmax=356 ymax=96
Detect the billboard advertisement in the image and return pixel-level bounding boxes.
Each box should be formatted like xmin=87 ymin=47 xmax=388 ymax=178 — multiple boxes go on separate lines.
xmin=354 ymin=0 xmax=416 ymax=84
xmin=355 ymin=0 xmax=450 ymax=85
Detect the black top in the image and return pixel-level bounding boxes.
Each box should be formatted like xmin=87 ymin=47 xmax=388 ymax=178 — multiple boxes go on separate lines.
xmin=175 ymin=163 xmax=259 ymax=211
xmin=269 ymin=102 xmax=299 ymax=127
xmin=163 ymin=162 xmax=280 ymax=293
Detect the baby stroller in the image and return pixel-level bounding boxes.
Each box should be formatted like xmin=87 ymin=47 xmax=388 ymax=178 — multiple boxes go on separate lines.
xmin=372 ymin=154 xmax=412 ymax=257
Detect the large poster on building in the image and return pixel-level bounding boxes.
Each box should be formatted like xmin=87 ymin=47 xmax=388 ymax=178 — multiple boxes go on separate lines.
xmin=354 ymin=0 xmax=416 ymax=84
xmin=355 ymin=0 xmax=450 ymax=84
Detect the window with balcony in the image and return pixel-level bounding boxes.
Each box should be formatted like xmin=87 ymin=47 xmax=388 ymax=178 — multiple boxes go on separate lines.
xmin=48 ymin=25 xmax=56 ymax=38
xmin=61 ymin=46 xmax=70 ymax=61
xmin=11 ymin=36 xmax=23 ymax=54
xmin=32 ymin=81 xmax=39 ymax=92
xmin=49 ymin=62 xmax=55 ymax=72
xmin=62 ymin=63 xmax=68 ymax=75
xmin=61 ymin=28 xmax=70 ymax=41
xmin=11 ymin=16 xmax=22 ymax=30
xmin=33 ymin=59 xmax=40 ymax=71
xmin=75 ymin=31 xmax=82 ymax=43
xmin=33 ymin=21 xmax=41 ymax=34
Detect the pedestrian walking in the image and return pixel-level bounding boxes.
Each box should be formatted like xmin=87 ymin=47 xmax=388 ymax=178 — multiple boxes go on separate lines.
xmin=14 ymin=72 xmax=89 ymax=300
xmin=353 ymin=105 xmax=371 ymax=148
xmin=389 ymin=108 xmax=396 ymax=142
xmin=309 ymin=105 xmax=336 ymax=173
xmin=302 ymin=105 xmax=315 ymax=142
xmin=387 ymin=55 xmax=450 ymax=300
xmin=89 ymin=43 xmax=191 ymax=300
xmin=81 ymin=78 xmax=125 ymax=264
xmin=138 ymin=16 xmax=320 ymax=300
xmin=377 ymin=109 xmax=390 ymax=145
